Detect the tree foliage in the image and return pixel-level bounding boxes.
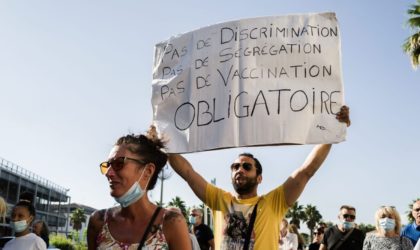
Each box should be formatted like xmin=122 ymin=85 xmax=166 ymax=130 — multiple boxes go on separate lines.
xmin=403 ymin=0 xmax=420 ymax=69
xmin=286 ymin=201 xmax=307 ymax=229
xmin=70 ymin=208 xmax=86 ymax=232
xmin=304 ymin=204 xmax=322 ymax=241
xmin=168 ymin=196 xmax=188 ymax=218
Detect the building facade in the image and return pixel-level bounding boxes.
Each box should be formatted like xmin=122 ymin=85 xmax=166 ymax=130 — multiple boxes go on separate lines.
xmin=0 ymin=157 xmax=70 ymax=235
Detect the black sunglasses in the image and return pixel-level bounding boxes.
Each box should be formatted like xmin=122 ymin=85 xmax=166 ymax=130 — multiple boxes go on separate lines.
xmin=99 ymin=156 xmax=147 ymax=175
xmin=230 ymin=162 xmax=253 ymax=171
xmin=343 ymin=214 xmax=356 ymax=220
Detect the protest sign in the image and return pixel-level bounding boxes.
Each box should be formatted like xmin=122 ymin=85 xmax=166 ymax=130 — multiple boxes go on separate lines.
xmin=152 ymin=12 xmax=346 ymax=153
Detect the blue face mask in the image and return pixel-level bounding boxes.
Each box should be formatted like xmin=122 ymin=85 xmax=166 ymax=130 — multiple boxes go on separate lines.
xmin=342 ymin=221 xmax=354 ymax=230
xmin=11 ymin=220 xmax=29 ymax=233
xmin=379 ymin=218 xmax=395 ymax=231
xmin=114 ymin=169 xmax=149 ymax=207
xmin=189 ymin=216 xmax=196 ymax=225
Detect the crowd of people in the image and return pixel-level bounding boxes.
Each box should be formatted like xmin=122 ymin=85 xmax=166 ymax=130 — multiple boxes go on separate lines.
xmin=279 ymin=201 xmax=420 ymax=250
xmin=1 ymin=105 xmax=419 ymax=250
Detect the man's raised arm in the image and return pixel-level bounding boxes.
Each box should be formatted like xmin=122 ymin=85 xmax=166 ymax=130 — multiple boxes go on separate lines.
xmin=283 ymin=106 xmax=350 ymax=207
xmin=168 ymin=154 xmax=209 ymax=202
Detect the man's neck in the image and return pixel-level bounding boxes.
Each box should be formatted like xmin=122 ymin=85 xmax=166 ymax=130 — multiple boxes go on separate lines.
xmin=236 ymin=190 xmax=258 ymax=199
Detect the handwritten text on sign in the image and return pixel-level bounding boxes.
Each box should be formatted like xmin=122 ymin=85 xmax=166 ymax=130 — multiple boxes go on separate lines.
xmin=152 ymin=13 xmax=346 ymax=153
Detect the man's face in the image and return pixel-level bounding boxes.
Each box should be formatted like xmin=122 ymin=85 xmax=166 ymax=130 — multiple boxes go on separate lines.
xmin=412 ymin=200 xmax=420 ymax=225
xmin=339 ymin=208 xmax=356 ymax=222
xmin=230 ymin=156 xmax=261 ymax=195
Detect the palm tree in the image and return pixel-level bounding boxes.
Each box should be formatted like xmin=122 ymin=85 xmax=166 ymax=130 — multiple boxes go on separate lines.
xmin=168 ymin=196 xmax=187 ymax=218
xmin=304 ymin=204 xmax=322 ymax=241
xmin=285 ymin=201 xmax=307 ymax=229
xmin=403 ymin=0 xmax=420 ymax=69
xmin=70 ymin=207 xmax=86 ymax=234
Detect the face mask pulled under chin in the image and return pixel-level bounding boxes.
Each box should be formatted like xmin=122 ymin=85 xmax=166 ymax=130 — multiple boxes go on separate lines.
xmin=11 ymin=220 xmax=29 ymax=233
xmin=114 ymin=169 xmax=150 ymax=208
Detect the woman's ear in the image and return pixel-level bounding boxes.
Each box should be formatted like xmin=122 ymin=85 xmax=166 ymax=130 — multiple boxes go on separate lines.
xmin=144 ymin=163 xmax=156 ymax=179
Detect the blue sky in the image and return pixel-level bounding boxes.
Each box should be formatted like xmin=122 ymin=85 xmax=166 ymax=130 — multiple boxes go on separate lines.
xmin=1 ymin=0 xmax=419 ymax=231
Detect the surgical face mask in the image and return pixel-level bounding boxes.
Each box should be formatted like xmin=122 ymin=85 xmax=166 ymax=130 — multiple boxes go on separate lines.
xmin=114 ymin=169 xmax=149 ymax=207
xmin=11 ymin=220 xmax=29 ymax=233
xmin=379 ymin=218 xmax=395 ymax=231
xmin=342 ymin=220 xmax=354 ymax=230
xmin=189 ymin=216 xmax=196 ymax=225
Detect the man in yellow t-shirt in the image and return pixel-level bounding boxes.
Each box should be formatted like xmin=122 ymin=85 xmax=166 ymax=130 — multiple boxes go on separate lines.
xmin=168 ymin=106 xmax=350 ymax=250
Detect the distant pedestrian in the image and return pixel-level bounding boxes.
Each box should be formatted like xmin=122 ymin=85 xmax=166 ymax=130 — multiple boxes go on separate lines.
xmin=320 ymin=205 xmax=364 ymax=250
xmin=308 ymin=226 xmax=324 ymax=250
xmin=33 ymin=220 xmax=50 ymax=248
xmin=363 ymin=206 xmax=412 ymax=250
xmin=0 ymin=196 xmax=6 ymax=223
xmin=3 ymin=192 xmax=46 ymax=250
xmin=289 ymin=224 xmax=305 ymax=250
xmin=401 ymin=199 xmax=420 ymax=246
xmin=189 ymin=208 xmax=214 ymax=250
xmin=279 ymin=219 xmax=298 ymax=250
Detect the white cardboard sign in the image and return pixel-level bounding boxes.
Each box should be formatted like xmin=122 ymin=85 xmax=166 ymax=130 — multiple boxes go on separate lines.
xmin=152 ymin=12 xmax=346 ymax=153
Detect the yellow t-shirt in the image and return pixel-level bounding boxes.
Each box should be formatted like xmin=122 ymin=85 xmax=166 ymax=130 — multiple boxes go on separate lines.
xmin=206 ymin=184 xmax=289 ymax=250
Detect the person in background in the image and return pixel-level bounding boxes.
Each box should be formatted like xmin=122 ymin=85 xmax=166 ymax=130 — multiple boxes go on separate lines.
xmin=308 ymin=226 xmax=324 ymax=250
xmin=0 ymin=196 xmax=6 ymax=222
xmin=363 ymin=206 xmax=412 ymax=250
xmin=279 ymin=219 xmax=298 ymax=250
xmin=169 ymin=106 xmax=351 ymax=250
xmin=3 ymin=192 xmax=46 ymax=250
xmin=87 ymin=127 xmax=191 ymax=249
xmin=33 ymin=220 xmax=49 ymax=248
xmin=320 ymin=205 xmax=364 ymax=250
xmin=401 ymin=199 xmax=420 ymax=246
xmin=289 ymin=224 xmax=305 ymax=250
xmin=189 ymin=208 xmax=214 ymax=250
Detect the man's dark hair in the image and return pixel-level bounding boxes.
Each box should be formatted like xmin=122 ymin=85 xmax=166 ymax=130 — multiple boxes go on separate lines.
xmin=239 ymin=153 xmax=262 ymax=175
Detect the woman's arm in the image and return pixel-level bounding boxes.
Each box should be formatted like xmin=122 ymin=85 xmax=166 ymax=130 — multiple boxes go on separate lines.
xmin=163 ymin=210 xmax=192 ymax=250
xmin=87 ymin=209 xmax=105 ymax=250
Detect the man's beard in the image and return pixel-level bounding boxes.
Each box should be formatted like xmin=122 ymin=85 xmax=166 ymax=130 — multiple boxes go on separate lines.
xmin=232 ymin=175 xmax=258 ymax=195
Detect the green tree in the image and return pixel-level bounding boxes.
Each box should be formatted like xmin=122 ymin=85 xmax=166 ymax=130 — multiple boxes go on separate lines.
xmin=358 ymin=223 xmax=376 ymax=235
xmin=168 ymin=196 xmax=187 ymax=218
xmin=403 ymin=0 xmax=420 ymax=69
xmin=70 ymin=208 xmax=86 ymax=233
xmin=286 ymin=201 xmax=307 ymax=229
xmin=304 ymin=204 xmax=322 ymax=241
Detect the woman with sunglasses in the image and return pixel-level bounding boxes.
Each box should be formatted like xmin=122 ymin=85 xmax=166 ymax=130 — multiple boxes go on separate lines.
xmin=362 ymin=206 xmax=413 ymax=250
xmin=3 ymin=192 xmax=47 ymax=250
xmin=308 ymin=226 xmax=324 ymax=250
xmin=87 ymin=127 xmax=191 ymax=250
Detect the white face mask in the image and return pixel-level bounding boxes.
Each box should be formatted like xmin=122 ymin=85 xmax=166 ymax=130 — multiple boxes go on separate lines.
xmin=11 ymin=219 xmax=29 ymax=233
xmin=379 ymin=218 xmax=396 ymax=231
xmin=341 ymin=220 xmax=355 ymax=230
xmin=114 ymin=168 xmax=150 ymax=207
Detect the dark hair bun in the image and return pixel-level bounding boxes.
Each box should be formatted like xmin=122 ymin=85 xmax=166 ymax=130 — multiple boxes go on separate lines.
xmin=19 ymin=192 xmax=34 ymax=204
